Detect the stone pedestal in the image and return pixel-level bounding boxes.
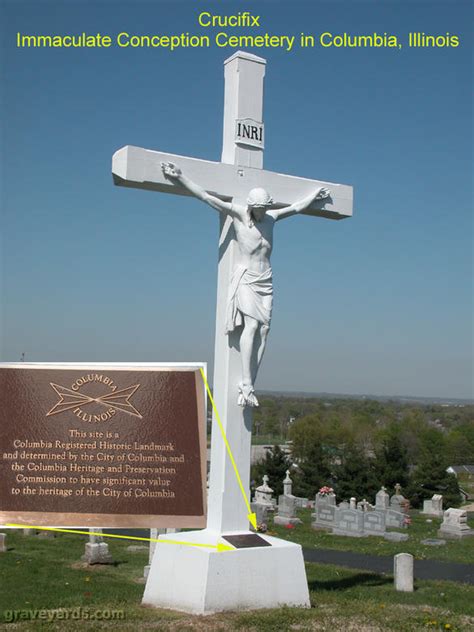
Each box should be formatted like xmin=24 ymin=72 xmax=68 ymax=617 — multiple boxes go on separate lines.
xmin=142 ymin=529 xmax=309 ymax=614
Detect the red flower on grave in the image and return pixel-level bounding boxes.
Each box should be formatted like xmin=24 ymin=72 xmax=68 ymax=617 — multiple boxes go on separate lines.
xmin=285 ymin=524 xmax=295 ymax=529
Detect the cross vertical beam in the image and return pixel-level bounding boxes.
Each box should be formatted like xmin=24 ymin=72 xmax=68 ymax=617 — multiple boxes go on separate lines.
xmin=207 ymin=52 xmax=266 ymax=533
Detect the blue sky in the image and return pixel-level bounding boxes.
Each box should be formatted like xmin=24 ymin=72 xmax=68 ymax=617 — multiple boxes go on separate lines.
xmin=1 ymin=0 xmax=472 ymax=399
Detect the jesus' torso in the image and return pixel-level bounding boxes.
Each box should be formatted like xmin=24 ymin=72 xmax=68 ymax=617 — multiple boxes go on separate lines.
xmin=232 ymin=210 xmax=275 ymax=274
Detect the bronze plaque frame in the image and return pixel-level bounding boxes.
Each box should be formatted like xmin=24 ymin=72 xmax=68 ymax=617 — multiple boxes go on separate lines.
xmin=0 ymin=363 xmax=207 ymax=529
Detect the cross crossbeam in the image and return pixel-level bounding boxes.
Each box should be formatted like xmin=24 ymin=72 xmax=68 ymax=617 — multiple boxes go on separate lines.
xmin=113 ymin=145 xmax=352 ymax=220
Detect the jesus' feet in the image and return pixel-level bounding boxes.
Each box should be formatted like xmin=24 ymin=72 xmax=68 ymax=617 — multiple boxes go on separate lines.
xmin=237 ymin=382 xmax=259 ymax=407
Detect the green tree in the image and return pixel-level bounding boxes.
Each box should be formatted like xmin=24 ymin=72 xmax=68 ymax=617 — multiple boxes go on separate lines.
xmin=291 ymin=443 xmax=332 ymax=499
xmin=408 ymin=428 xmax=462 ymax=507
xmin=374 ymin=425 xmax=410 ymax=489
xmin=251 ymin=445 xmax=291 ymax=497
xmin=333 ymin=442 xmax=379 ymax=502
xmin=446 ymin=423 xmax=474 ymax=464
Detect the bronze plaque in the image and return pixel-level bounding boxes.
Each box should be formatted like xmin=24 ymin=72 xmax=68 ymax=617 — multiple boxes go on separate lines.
xmin=222 ymin=534 xmax=272 ymax=548
xmin=0 ymin=364 xmax=207 ymax=528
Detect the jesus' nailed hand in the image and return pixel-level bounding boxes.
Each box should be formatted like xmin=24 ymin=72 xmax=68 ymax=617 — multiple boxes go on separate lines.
xmin=161 ymin=161 xmax=330 ymax=408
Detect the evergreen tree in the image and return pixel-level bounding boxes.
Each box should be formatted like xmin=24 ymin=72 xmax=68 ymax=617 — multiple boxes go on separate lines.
xmin=409 ymin=452 xmax=462 ymax=508
xmin=291 ymin=443 xmax=332 ymax=499
xmin=333 ymin=442 xmax=379 ymax=502
xmin=407 ymin=428 xmax=462 ymax=507
xmin=374 ymin=426 xmax=410 ymax=489
xmin=251 ymin=445 xmax=291 ymax=497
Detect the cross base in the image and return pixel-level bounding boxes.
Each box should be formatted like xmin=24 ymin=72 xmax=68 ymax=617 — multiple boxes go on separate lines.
xmin=142 ymin=529 xmax=310 ymax=614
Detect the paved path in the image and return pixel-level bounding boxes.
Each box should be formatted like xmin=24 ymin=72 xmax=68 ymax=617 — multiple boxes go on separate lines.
xmin=302 ymin=547 xmax=474 ymax=585
xmin=107 ymin=529 xmax=474 ymax=585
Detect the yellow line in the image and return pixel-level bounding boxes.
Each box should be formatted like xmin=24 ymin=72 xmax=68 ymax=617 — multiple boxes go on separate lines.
xmin=6 ymin=524 xmax=223 ymax=550
xmin=199 ymin=368 xmax=253 ymax=518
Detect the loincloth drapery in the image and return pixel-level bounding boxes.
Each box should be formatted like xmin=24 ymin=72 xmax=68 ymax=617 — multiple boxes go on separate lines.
xmin=225 ymin=265 xmax=273 ymax=334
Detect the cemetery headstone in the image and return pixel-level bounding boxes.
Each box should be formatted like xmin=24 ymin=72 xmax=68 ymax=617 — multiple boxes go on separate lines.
xmin=422 ymin=494 xmax=443 ymax=518
xmin=394 ymin=553 xmax=414 ymax=592
xmin=274 ymin=495 xmax=301 ymax=526
xmin=274 ymin=472 xmax=302 ymax=527
xmin=363 ymin=509 xmax=386 ymax=536
xmin=375 ymin=486 xmax=390 ymax=511
xmin=334 ymin=506 xmax=365 ymax=537
xmin=421 ymin=538 xmax=446 ymax=546
xmin=253 ymin=475 xmax=275 ymax=506
xmin=0 ymin=533 xmax=6 ymax=552
xmin=384 ymin=532 xmax=409 ymax=542
xmin=438 ymin=508 xmax=474 ymax=540
xmin=82 ymin=529 xmax=114 ymax=565
xmin=283 ymin=470 xmax=292 ymax=496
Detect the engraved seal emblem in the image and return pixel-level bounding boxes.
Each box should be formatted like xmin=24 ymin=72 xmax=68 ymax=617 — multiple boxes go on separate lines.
xmin=46 ymin=374 xmax=142 ymax=422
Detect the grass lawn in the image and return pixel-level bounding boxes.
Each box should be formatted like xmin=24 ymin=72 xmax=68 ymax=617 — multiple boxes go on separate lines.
xmin=268 ymin=509 xmax=474 ymax=564
xmin=0 ymin=530 xmax=473 ymax=631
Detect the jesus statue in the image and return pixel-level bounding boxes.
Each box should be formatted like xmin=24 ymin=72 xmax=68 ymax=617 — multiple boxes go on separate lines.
xmin=161 ymin=161 xmax=330 ymax=407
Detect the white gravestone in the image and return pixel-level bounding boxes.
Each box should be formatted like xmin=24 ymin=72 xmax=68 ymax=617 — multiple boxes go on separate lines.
xmin=438 ymin=508 xmax=474 ymax=540
xmin=283 ymin=470 xmax=292 ymax=496
xmin=422 ymin=494 xmax=443 ymax=518
xmin=253 ymin=475 xmax=275 ymax=506
xmin=394 ymin=553 xmax=414 ymax=592
xmin=114 ymin=51 xmax=352 ymax=614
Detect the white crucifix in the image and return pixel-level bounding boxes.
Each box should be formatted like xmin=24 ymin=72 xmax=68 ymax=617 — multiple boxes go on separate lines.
xmin=112 ymin=51 xmax=352 ymax=614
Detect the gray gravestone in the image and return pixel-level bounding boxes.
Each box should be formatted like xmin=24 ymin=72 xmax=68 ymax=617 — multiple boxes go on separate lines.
xmin=274 ymin=495 xmax=302 ymax=527
xmin=250 ymin=502 xmax=269 ymax=529
xmin=333 ymin=507 xmax=366 ymax=537
xmin=384 ymin=532 xmax=409 ymax=542
xmin=0 ymin=533 xmax=6 ymax=553
xmin=363 ymin=510 xmax=386 ymax=536
xmin=386 ymin=508 xmax=406 ymax=529
xmin=375 ymin=486 xmax=390 ymax=511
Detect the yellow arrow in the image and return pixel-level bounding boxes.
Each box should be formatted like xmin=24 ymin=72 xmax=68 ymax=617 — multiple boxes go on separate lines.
xmin=199 ymin=368 xmax=257 ymax=530
xmin=6 ymin=524 xmax=234 ymax=552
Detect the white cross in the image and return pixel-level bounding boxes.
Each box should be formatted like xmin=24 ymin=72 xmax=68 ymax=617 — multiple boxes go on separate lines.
xmin=112 ymin=51 xmax=352 ymax=535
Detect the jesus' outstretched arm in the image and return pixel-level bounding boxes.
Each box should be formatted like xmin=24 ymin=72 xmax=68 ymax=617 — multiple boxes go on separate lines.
xmin=161 ymin=162 xmax=234 ymax=214
xmin=269 ymin=186 xmax=331 ymax=221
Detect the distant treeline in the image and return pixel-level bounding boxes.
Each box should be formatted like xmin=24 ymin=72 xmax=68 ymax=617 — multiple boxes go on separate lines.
xmin=250 ymin=396 xmax=473 ymax=507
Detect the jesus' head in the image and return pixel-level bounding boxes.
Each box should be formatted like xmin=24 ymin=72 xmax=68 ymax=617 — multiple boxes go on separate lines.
xmin=246 ymin=188 xmax=273 ymax=223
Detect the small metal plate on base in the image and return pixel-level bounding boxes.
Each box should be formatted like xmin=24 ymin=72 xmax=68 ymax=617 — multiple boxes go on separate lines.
xmin=222 ymin=533 xmax=272 ymax=549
